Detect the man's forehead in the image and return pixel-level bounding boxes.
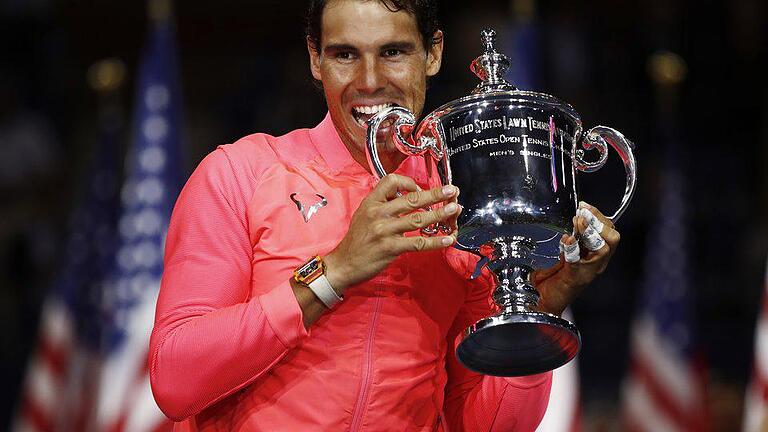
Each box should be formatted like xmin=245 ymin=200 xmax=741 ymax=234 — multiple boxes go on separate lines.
xmin=321 ymin=0 xmax=420 ymax=48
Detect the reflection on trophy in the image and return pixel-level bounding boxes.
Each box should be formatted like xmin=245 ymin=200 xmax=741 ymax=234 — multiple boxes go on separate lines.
xmin=366 ymin=29 xmax=637 ymax=376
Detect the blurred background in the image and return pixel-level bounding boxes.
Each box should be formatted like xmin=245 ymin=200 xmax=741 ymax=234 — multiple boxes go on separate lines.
xmin=1 ymin=0 xmax=766 ymax=431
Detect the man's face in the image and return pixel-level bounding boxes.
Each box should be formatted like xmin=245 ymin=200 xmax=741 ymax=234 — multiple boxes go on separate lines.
xmin=308 ymin=0 xmax=443 ymax=162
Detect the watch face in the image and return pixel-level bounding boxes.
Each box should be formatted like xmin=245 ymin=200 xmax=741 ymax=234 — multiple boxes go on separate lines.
xmin=297 ymin=257 xmax=322 ymax=281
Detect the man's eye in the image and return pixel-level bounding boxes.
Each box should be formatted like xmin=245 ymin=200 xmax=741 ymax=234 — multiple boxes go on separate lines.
xmin=383 ymin=49 xmax=403 ymax=57
xmin=336 ymin=51 xmax=355 ymax=61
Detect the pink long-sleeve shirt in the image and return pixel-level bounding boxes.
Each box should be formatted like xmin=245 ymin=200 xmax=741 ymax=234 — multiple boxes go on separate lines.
xmin=149 ymin=113 xmax=552 ymax=431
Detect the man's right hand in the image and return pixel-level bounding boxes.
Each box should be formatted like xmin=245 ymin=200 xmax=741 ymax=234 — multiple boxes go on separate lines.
xmin=324 ymin=174 xmax=460 ymax=294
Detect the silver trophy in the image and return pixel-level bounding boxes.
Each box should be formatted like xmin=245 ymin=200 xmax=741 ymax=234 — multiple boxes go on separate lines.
xmin=366 ymin=29 xmax=636 ymax=376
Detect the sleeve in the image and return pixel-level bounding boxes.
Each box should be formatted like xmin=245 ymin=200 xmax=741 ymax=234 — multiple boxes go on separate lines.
xmin=148 ymin=147 xmax=308 ymax=421
xmin=443 ymin=255 xmax=552 ymax=432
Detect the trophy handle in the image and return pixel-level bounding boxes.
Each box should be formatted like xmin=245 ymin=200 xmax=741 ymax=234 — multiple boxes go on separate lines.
xmin=367 ymin=106 xmax=419 ymax=178
xmin=365 ymin=107 xmax=449 ymax=235
xmin=574 ymin=126 xmax=637 ymax=222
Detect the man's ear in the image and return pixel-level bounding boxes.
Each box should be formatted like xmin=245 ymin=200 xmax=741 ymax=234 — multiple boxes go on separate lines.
xmin=426 ymin=30 xmax=444 ymax=77
xmin=307 ymin=37 xmax=322 ymax=81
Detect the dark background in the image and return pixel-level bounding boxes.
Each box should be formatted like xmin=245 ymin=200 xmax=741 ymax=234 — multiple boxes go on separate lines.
xmin=1 ymin=0 xmax=766 ymax=430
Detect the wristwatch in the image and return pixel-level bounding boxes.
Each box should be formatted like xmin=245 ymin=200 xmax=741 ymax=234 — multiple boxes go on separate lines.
xmin=294 ymin=255 xmax=342 ymax=308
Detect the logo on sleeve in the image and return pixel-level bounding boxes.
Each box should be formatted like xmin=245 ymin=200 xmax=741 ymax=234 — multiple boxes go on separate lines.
xmin=290 ymin=193 xmax=328 ymax=223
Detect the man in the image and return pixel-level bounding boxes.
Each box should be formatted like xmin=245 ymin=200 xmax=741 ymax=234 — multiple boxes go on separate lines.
xmin=149 ymin=0 xmax=621 ymax=430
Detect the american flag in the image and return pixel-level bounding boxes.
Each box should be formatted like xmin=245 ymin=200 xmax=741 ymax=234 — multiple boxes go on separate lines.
xmin=94 ymin=1 xmax=182 ymax=430
xmin=743 ymin=261 xmax=768 ymax=432
xmin=14 ymin=1 xmax=182 ymax=430
xmin=621 ymin=143 xmax=708 ymax=431
xmin=504 ymin=2 xmax=582 ymax=430
xmin=13 ymin=84 xmax=123 ymax=432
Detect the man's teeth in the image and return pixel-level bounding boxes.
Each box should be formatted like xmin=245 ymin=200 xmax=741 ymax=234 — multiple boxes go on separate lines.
xmin=353 ymin=104 xmax=395 ymax=127
xmin=353 ymin=103 xmax=394 ymax=115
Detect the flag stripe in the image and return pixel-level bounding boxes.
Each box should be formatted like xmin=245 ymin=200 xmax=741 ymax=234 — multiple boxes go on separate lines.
xmin=12 ymin=419 xmax=34 ymax=432
xmin=125 ymin=374 xmax=169 ymax=432
xmin=569 ymin=396 xmax=581 ymax=432
xmin=743 ymin=263 xmax=768 ymax=432
xmin=40 ymin=300 xmax=74 ymax=347
xmin=629 ymin=359 xmax=692 ymax=428
xmin=623 ymin=377 xmax=677 ymax=432
xmin=25 ymin=358 xmax=60 ymax=416
xmin=20 ymin=396 xmax=54 ymax=432
xmin=152 ymin=421 xmax=174 ymax=432
xmin=631 ymin=317 xmax=696 ymax=410
xmin=755 ymin=313 xmax=768 ymax=387
xmin=621 ymin=127 xmax=706 ymax=431
xmin=38 ymin=337 xmax=69 ymax=380
xmin=744 ymin=379 xmax=768 ymax=432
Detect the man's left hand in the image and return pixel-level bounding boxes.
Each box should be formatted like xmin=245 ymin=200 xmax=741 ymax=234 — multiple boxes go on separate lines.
xmin=531 ymin=201 xmax=621 ymax=316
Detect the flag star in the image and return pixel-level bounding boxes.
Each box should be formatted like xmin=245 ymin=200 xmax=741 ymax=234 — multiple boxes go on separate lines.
xmin=142 ymin=115 xmax=169 ymax=142
xmin=114 ymin=278 xmax=132 ymax=302
xmin=136 ymin=177 xmax=164 ymax=205
xmin=118 ymin=245 xmax=137 ymax=271
xmin=145 ymin=84 xmax=170 ymax=111
xmin=134 ymin=209 xmax=162 ymax=236
xmin=119 ymin=214 xmax=138 ymax=240
xmin=139 ymin=147 xmax=167 ymax=173
xmin=133 ymin=240 xmax=160 ymax=268
xmin=114 ymin=309 xmax=129 ymax=331
xmin=130 ymin=272 xmax=154 ymax=297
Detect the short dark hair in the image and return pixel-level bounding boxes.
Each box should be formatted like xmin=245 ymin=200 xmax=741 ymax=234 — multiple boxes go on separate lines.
xmin=305 ymin=0 xmax=441 ymax=53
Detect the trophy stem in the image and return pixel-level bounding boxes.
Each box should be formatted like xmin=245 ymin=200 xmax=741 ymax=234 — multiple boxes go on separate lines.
xmin=493 ymin=266 xmax=539 ymax=312
xmin=456 ymin=236 xmax=581 ymax=377
xmin=486 ymin=236 xmax=539 ymax=313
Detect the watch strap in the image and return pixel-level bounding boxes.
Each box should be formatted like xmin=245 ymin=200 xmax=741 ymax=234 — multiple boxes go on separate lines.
xmin=308 ymin=274 xmax=342 ymax=308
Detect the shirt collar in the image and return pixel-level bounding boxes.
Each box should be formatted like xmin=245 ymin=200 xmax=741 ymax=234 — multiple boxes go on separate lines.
xmin=308 ymin=112 xmax=429 ymax=185
xmin=308 ymin=112 xmax=365 ymax=175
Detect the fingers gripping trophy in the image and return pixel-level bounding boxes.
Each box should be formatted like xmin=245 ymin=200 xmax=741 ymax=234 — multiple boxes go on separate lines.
xmin=366 ymin=29 xmax=637 ymax=376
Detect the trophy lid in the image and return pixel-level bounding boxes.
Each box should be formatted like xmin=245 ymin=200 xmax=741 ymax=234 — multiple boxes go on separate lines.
xmin=425 ymin=28 xmax=581 ymax=126
xmin=471 ymin=29 xmax=517 ymax=94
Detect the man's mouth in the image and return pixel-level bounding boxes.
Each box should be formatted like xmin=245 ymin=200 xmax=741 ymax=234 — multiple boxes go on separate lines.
xmin=351 ymin=103 xmax=396 ymax=128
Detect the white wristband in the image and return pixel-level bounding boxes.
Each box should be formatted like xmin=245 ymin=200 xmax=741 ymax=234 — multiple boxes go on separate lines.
xmin=308 ymin=275 xmax=342 ymax=308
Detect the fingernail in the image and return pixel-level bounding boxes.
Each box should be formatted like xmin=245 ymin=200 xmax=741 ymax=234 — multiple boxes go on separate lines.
xmin=444 ymin=203 xmax=458 ymax=213
xmin=441 ymin=236 xmax=454 ymax=246
xmin=579 ymin=201 xmax=590 ymax=209
xmin=442 ymin=185 xmax=455 ymax=196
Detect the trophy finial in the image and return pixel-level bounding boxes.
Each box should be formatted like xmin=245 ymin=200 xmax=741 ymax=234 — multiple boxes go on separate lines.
xmin=481 ymin=28 xmax=497 ymax=53
xmin=471 ymin=28 xmax=516 ymax=93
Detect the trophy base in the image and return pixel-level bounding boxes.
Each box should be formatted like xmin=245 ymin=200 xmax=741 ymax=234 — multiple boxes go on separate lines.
xmin=456 ymin=310 xmax=580 ymax=377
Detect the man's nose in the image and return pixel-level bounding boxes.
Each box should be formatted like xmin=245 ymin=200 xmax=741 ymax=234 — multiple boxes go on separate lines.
xmin=356 ymin=56 xmax=386 ymax=93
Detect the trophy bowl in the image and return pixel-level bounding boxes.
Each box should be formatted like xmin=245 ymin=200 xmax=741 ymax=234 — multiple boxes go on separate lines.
xmin=366 ymin=29 xmax=637 ymax=376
